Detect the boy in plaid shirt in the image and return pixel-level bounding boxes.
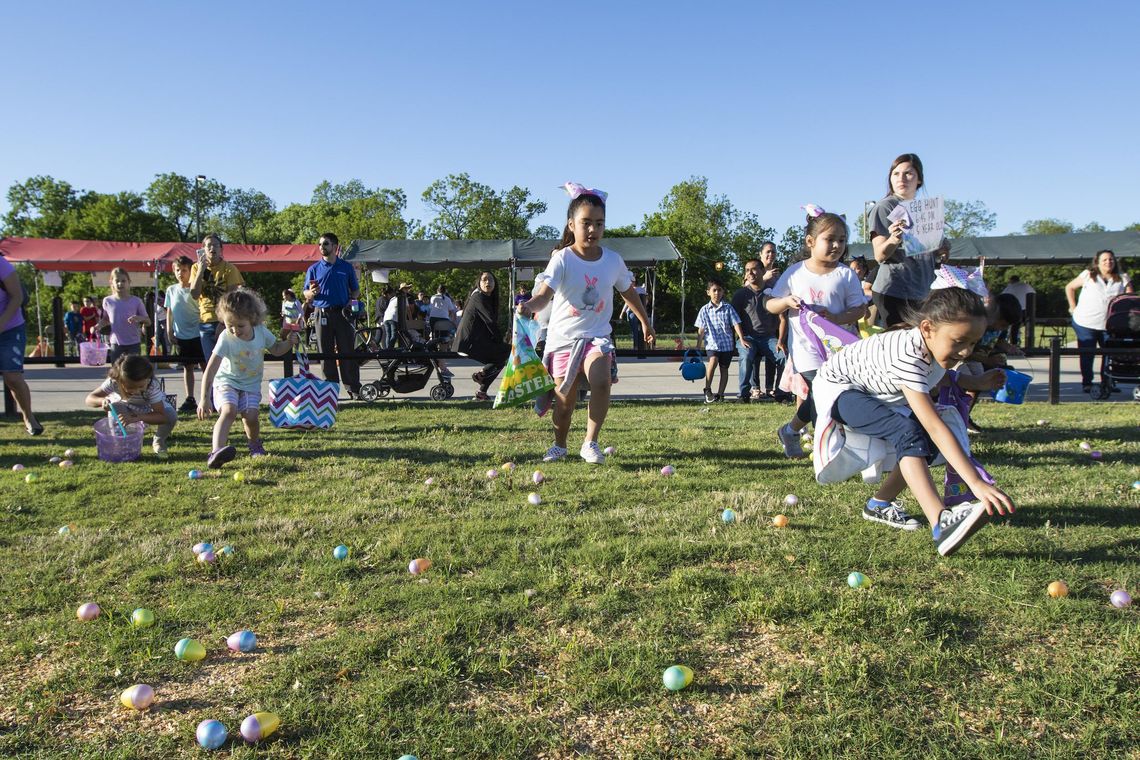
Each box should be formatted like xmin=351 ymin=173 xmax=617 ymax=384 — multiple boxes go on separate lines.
xmin=695 ymin=278 xmax=748 ymax=403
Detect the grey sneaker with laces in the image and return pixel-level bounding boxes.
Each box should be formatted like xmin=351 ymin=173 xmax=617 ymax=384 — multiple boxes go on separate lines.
xmin=863 ymin=499 xmax=921 ymax=531
xmin=933 ymin=502 xmax=991 ymax=557
xmin=542 ymin=444 xmax=568 ymax=463
xmin=579 ymin=441 xmax=606 ymax=464
xmin=777 ymin=423 xmax=805 ymax=458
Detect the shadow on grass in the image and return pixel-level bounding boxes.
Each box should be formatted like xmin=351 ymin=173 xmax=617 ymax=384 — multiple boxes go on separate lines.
xmin=992 ymin=538 xmax=1140 ymax=564
xmin=1012 ymin=504 xmax=1140 ymax=528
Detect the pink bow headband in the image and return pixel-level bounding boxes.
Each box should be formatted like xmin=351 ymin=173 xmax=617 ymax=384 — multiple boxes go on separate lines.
xmin=931 ymin=264 xmax=989 ymax=298
xmin=801 ymin=203 xmax=845 ymax=221
xmin=563 ymin=182 xmax=608 ymax=203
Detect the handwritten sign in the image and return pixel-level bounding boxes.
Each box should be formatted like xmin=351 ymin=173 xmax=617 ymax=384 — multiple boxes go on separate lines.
xmin=889 ymin=196 xmax=944 ymax=257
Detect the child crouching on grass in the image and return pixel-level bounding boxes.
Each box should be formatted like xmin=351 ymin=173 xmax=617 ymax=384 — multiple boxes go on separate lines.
xmin=810 ymin=281 xmax=1014 ymax=557
xmin=86 ymin=354 xmax=177 ymax=458
xmin=198 ymin=288 xmax=299 ymax=468
xmin=695 ymin=277 xmax=747 ymax=403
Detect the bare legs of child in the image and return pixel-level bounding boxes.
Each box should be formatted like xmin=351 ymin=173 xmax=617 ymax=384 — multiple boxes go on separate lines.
xmin=702 ymin=354 xmax=730 ymax=403
xmin=545 ymin=353 xmax=610 ymax=464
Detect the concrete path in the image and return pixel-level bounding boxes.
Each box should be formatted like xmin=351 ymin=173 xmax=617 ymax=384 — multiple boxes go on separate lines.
xmin=13 ymin=346 xmax=1137 ymax=414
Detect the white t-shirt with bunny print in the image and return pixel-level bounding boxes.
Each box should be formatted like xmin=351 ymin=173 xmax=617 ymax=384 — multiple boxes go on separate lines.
xmin=541 ymin=246 xmax=633 ymax=353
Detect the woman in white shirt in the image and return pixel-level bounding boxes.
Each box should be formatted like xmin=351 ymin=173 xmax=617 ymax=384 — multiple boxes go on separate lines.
xmin=1065 ymin=249 xmax=1133 ymax=393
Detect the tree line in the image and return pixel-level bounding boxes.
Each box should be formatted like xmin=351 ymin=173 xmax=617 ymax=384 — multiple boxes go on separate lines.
xmin=4 ymin=173 xmax=1137 ymax=334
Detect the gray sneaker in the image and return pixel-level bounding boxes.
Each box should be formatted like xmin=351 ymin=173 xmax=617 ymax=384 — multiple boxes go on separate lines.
xmin=863 ymin=499 xmax=921 ymax=531
xmin=777 ymin=423 xmax=806 ymax=459
xmin=542 ymin=444 xmax=568 ymax=463
xmin=579 ymin=441 xmax=606 ymax=464
xmin=934 ymin=502 xmax=991 ymax=557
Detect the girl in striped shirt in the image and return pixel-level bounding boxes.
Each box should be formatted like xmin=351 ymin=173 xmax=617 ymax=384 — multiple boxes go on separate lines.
xmin=812 ymin=285 xmax=1014 ymax=557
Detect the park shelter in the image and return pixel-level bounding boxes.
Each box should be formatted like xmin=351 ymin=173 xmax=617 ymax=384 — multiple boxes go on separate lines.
xmin=847 ymin=230 xmax=1140 ymax=265
xmin=0 ymin=237 xmax=322 ymax=273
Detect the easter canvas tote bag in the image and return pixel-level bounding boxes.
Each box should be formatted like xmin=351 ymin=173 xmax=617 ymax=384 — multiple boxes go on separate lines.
xmin=269 ymin=348 xmax=339 ymax=429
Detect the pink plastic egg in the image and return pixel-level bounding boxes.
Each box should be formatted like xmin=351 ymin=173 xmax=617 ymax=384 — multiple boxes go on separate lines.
xmin=76 ymin=602 xmax=101 ymax=621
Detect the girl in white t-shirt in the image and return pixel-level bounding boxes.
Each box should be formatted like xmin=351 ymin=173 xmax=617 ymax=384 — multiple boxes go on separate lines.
xmin=812 ymin=284 xmax=1014 ymax=557
xmin=1064 ymin=249 xmax=1134 ymax=393
xmin=517 ymin=184 xmax=655 ymax=464
xmin=766 ymin=209 xmax=867 ymax=458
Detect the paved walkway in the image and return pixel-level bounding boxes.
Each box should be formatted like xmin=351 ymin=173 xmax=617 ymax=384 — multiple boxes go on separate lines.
xmin=12 ymin=347 xmax=1137 ymax=414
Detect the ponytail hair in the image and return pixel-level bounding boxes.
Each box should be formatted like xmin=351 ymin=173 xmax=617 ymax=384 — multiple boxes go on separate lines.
xmin=552 ymin=193 xmax=606 ymax=253
xmin=900 ymin=287 xmax=987 ymax=329
xmin=108 ymin=354 xmax=154 ymax=385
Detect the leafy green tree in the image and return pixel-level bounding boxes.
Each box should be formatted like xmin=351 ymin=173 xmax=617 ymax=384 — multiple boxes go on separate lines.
xmin=943 ymin=199 xmax=997 ymax=238
xmin=777 ymin=225 xmax=804 ymax=264
xmin=3 ymin=176 xmax=81 ymax=237
xmin=223 ymin=189 xmax=277 ymax=244
xmin=145 ymin=173 xmax=229 ymax=241
xmin=1125 ymin=222 xmax=1140 ymax=232
xmin=262 ymin=180 xmax=411 ymax=246
xmin=64 ymin=192 xmax=175 ymax=242
xmin=1022 ymin=218 xmax=1074 ymax=236
xmin=422 ymin=173 xmax=548 ymax=239
xmin=1077 ymin=221 xmax=1107 ymax=233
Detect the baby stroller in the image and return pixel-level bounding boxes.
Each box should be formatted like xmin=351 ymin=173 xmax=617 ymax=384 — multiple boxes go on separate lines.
xmin=1093 ymin=294 xmax=1140 ymax=401
xmin=357 ymin=291 xmax=454 ymax=402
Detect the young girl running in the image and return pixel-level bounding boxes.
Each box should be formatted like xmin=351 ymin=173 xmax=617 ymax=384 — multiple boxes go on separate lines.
xmin=766 ymin=208 xmax=867 ymax=458
xmin=811 ymin=284 xmax=1015 ymax=556
xmin=198 ymin=289 xmax=299 ymax=468
xmin=517 ymin=184 xmax=655 ymax=464
xmin=99 ymin=268 xmax=151 ymax=365
xmin=85 ymin=354 xmax=178 ymax=458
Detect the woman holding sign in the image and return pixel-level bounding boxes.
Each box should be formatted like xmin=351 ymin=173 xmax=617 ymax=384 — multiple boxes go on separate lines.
xmin=868 ymin=154 xmax=951 ymax=328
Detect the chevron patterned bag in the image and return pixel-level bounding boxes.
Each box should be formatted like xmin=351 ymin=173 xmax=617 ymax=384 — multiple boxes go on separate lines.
xmin=269 ymin=349 xmax=339 ymax=430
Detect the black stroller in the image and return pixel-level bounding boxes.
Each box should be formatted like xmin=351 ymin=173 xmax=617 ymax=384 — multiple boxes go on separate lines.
xmin=356 ymin=291 xmax=454 ymax=402
xmin=1092 ymin=294 xmax=1140 ymax=401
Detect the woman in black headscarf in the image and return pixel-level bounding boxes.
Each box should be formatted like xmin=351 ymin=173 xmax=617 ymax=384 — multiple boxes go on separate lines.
xmin=454 ymin=271 xmax=509 ymax=401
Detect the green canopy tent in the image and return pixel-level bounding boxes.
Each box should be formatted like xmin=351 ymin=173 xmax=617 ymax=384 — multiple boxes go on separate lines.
xmin=342 ymin=237 xmax=682 ymax=327
xmin=848 ymin=230 xmax=1140 ymax=265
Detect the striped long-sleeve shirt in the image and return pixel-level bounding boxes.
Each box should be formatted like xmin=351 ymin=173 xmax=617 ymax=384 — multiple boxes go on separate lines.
xmin=816 ymin=327 xmax=945 ymax=408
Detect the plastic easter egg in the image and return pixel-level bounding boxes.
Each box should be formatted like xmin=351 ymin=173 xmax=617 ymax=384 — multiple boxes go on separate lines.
xmin=227 ymin=630 xmax=257 ymax=652
xmin=120 ymin=684 xmax=154 ymax=710
xmin=1047 ymin=580 xmax=1069 ymax=598
xmin=175 ymin=638 xmax=206 ymax=662
xmin=12 ymin=464 xmax=24 ymax=471
xmin=424 ymin=477 xmax=435 ymax=486
xmin=784 ymin=494 xmax=799 ymax=507
xmin=1036 ymin=419 xmax=1047 ymax=426
xmin=198 ymin=550 xmax=217 ymax=564
xmin=532 ymin=470 xmax=544 ymax=485
xmin=721 ymin=508 xmax=736 ymax=524
xmin=603 ymin=446 xmax=615 ymax=455
xmin=333 ymin=544 xmax=349 ymax=560
xmin=240 ymin=711 xmax=280 ymax=743
xmin=502 ymin=462 xmax=515 ymax=472
xmin=192 ymin=542 xmax=213 ymax=555
xmin=131 ymin=608 xmax=155 ymax=628
xmin=64 ymin=449 xmax=76 ymax=458
xmin=662 ymin=664 xmax=693 ymax=691
xmin=847 ymin=572 xmax=869 ymax=589
xmin=233 ymin=471 xmax=245 ymax=482
xmin=220 ymin=545 xmax=234 ymax=555
xmin=196 ymin=719 xmax=228 ymax=750
xmin=1110 ymin=590 xmax=1132 ymax=608
xmin=76 ymin=602 xmax=101 ymax=621
xmin=59 ymin=459 xmax=73 ymax=468
xmin=1079 ymin=441 xmax=1091 ymax=451
xmin=58 ymin=524 xmax=75 ymax=535
xmin=49 ymin=456 xmax=61 ymax=464
xmin=1090 ymin=451 xmax=1102 ymax=460
xmin=188 ymin=469 xmax=201 ymax=480
xmin=660 ymin=465 xmax=675 ymax=477
xmin=24 ymin=473 xmax=37 ymax=483
xmin=408 ymin=557 xmax=432 ymax=575
xmin=397 ymin=756 xmax=419 ymax=760
xmin=527 ymin=492 xmax=542 ymax=506
xmin=772 ymin=514 xmax=789 ymax=528
xmin=1133 ymin=480 xmax=1140 ymax=491
xmin=486 ymin=468 xmax=498 ymax=480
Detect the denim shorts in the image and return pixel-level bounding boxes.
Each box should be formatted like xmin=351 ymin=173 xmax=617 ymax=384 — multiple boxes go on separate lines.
xmin=0 ymin=323 xmax=27 ymax=372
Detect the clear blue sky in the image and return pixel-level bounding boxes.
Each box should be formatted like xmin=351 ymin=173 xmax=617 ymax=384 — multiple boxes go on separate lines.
xmin=2 ymin=1 xmax=1138 ymax=241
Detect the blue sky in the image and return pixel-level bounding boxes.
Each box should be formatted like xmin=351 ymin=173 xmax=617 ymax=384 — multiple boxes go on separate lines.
xmin=2 ymin=1 xmax=1138 ymax=241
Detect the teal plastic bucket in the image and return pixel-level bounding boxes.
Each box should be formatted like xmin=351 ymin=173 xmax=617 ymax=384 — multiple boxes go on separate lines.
xmin=993 ymin=369 xmax=1031 ymax=404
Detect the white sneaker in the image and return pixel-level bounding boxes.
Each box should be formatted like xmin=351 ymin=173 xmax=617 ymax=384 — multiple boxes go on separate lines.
xmin=580 ymin=441 xmax=606 ymax=464
xmin=777 ymin=423 xmax=805 ymax=459
xmin=542 ymin=444 xmax=568 ymax=463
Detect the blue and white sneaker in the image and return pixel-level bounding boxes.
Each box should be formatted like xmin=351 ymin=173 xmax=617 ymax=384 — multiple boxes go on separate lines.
xmin=863 ymin=498 xmax=921 ymax=531
xmin=777 ymin=423 xmax=806 ymax=459
xmin=933 ymin=502 xmax=991 ymax=557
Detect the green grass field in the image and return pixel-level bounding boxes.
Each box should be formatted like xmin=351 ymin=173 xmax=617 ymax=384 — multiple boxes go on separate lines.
xmin=1 ymin=400 xmax=1137 ymax=759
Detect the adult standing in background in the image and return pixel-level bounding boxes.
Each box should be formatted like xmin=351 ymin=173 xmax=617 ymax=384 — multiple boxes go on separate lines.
xmin=1001 ymin=275 xmax=1035 ymax=345
xmin=455 ymin=271 xmax=509 ymax=402
xmin=618 ymin=272 xmax=649 ymax=355
xmin=303 ymin=232 xmax=362 ymax=399
xmin=166 ymin=255 xmax=204 ymax=414
xmin=868 ymin=153 xmax=950 ymax=328
xmin=190 ymin=232 xmax=244 ymax=357
xmin=0 ymin=253 xmax=42 ymax=435
xmin=1065 ymin=250 xmax=1133 ymax=394
xmin=756 ymin=242 xmax=788 ymax=400
xmin=732 ymin=256 xmax=779 ymax=402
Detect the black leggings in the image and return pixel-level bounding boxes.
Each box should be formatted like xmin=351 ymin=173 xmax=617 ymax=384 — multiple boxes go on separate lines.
xmin=794 ymin=370 xmax=817 ymax=426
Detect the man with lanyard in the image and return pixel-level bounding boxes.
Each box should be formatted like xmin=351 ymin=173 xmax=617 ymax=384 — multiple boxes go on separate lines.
xmin=303 ymin=233 xmax=362 ymax=399
xmin=189 ymin=233 xmax=244 ymax=358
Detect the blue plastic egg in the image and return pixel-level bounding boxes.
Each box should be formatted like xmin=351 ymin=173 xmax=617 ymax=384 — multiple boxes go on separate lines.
xmin=847 ymin=572 xmax=870 ymax=589
xmin=397 ymin=755 xmax=419 ymax=760
xmin=721 ymin=508 xmax=736 ymax=524
xmin=333 ymin=544 xmax=349 ymax=560
xmin=227 ymin=629 xmax=257 ymax=652
xmin=662 ymin=664 xmax=693 ymax=691
xmin=188 ymin=469 xmax=201 ymax=480
xmin=196 ymin=719 xmax=228 ymax=750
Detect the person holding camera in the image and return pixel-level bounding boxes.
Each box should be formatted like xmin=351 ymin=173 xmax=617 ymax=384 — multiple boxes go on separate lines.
xmin=303 ymin=232 xmax=362 ymax=399
xmin=189 ymin=233 xmax=245 ymax=358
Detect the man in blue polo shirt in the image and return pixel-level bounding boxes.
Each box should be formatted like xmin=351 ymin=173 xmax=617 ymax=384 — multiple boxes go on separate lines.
xmin=303 ymin=232 xmax=362 ymax=398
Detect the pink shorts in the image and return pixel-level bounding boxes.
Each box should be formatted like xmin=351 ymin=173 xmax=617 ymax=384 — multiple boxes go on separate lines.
xmin=548 ymin=339 xmax=611 ymax=379
xmin=213 ymin=385 xmax=261 ymax=414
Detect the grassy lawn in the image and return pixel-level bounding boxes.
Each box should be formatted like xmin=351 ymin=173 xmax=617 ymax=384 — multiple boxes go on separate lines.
xmin=0 ymin=400 xmax=1137 ymax=759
